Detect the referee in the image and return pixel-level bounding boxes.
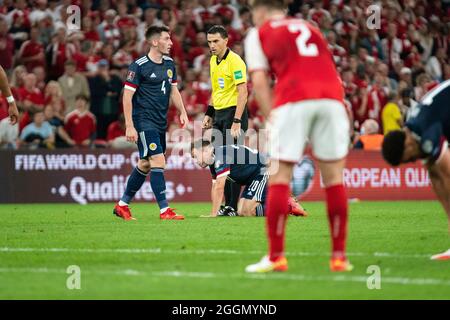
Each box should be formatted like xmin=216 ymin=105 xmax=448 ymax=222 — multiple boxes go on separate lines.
xmin=202 ymin=25 xmax=248 ymax=213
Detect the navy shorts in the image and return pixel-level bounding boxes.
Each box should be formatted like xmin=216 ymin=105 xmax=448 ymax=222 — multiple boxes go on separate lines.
xmin=137 ymin=129 xmax=166 ymax=159
xmin=241 ymin=173 xmax=269 ymax=203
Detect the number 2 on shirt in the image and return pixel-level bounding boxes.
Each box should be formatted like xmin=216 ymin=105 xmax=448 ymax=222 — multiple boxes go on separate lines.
xmin=288 ymin=22 xmax=319 ymax=57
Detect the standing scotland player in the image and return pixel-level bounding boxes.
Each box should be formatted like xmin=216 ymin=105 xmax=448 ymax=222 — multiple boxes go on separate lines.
xmin=113 ymin=26 xmax=188 ymax=220
xmin=190 ymin=140 xmax=306 ymax=217
xmin=382 ymin=80 xmax=450 ymax=260
xmin=244 ymin=0 xmax=352 ymax=272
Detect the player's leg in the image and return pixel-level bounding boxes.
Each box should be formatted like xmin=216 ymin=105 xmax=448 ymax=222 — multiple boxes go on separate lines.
xmin=246 ymin=103 xmax=308 ymax=273
xmin=113 ymin=133 xmax=152 ymax=220
xmin=311 ymin=99 xmax=352 ymax=271
xmin=240 ymin=172 xmax=268 ymax=217
xmin=148 ymin=131 xmax=184 ymax=220
xmin=426 ymin=150 xmax=450 ymax=260
xmin=239 ymin=198 xmax=258 ymax=216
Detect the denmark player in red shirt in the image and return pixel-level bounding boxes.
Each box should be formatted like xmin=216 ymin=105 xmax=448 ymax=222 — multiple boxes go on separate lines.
xmin=244 ymin=0 xmax=352 ymax=273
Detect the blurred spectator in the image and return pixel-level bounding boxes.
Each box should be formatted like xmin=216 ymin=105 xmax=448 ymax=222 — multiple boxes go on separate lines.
xmin=9 ymin=65 xmax=27 ymax=88
xmin=44 ymin=104 xmax=75 ymax=148
xmin=137 ymin=8 xmax=161 ymax=42
xmin=58 ymin=60 xmax=90 ymax=114
xmin=46 ymin=26 xmax=76 ymax=80
xmin=354 ymin=119 xmax=383 ymax=151
xmin=64 ymin=95 xmax=96 ymax=147
xmin=426 ymin=47 xmax=447 ymax=81
xmin=44 ymin=80 xmax=65 ymax=113
xmin=0 ymin=18 xmax=14 ymax=71
xmin=97 ymin=9 xmax=120 ymax=49
xmin=19 ymin=109 xmax=54 ymax=149
xmin=17 ymin=73 xmax=45 ymax=109
xmin=88 ymin=60 xmax=122 ymax=139
xmin=381 ymin=93 xmax=403 ymax=135
xmin=107 ymin=113 xmax=135 ymax=149
xmin=398 ymin=88 xmax=419 ymax=122
xmin=33 ymin=66 xmax=47 ymax=91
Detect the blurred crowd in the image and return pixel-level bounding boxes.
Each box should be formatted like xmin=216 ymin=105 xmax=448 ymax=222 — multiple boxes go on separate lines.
xmin=0 ymin=0 xmax=448 ymax=151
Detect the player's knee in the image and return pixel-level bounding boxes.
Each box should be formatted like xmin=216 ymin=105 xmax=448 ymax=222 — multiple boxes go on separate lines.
xmin=150 ymin=154 xmax=166 ymax=168
xmin=137 ymin=159 xmax=151 ymax=173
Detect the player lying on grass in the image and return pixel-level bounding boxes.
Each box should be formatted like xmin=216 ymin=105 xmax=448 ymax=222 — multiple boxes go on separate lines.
xmin=382 ymin=79 xmax=450 ymax=261
xmin=191 ymin=139 xmax=307 ymax=217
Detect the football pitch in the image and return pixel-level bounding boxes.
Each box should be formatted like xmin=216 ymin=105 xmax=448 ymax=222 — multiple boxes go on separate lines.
xmin=0 ymin=201 xmax=449 ymax=300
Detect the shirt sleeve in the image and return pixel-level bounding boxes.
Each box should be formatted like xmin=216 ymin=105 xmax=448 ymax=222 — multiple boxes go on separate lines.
xmin=124 ymin=62 xmax=141 ymax=92
xmin=420 ymin=122 xmax=445 ymax=162
xmin=244 ymin=27 xmax=269 ymax=72
xmin=214 ymin=158 xmax=230 ymax=179
xmin=231 ymin=55 xmax=247 ymax=85
xmin=171 ymin=64 xmax=178 ymax=86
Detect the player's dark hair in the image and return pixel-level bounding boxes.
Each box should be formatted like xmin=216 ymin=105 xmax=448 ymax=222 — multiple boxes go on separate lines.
xmin=190 ymin=139 xmax=212 ymax=152
xmin=207 ymin=25 xmax=228 ymax=39
xmin=75 ymin=94 xmax=90 ymax=104
xmin=382 ymin=130 xmax=406 ymax=166
xmin=250 ymin=0 xmax=286 ymax=10
xmin=145 ymin=25 xmax=170 ymax=40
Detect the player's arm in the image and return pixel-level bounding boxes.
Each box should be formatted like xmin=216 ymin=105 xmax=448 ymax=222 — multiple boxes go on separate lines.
xmin=170 ymin=85 xmax=188 ymax=129
xmin=0 ymin=65 xmax=19 ymax=125
xmin=244 ymin=28 xmax=271 ymax=118
xmin=122 ymin=89 xmax=138 ymax=142
xmin=250 ymin=71 xmax=272 ymax=118
xmin=123 ymin=63 xmax=141 ymax=142
xmin=211 ymin=175 xmax=226 ymax=216
xmin=230 ymin=57 xmax=248 ymax=138
xmin=231 ymin=82 xmax=248 ymax=138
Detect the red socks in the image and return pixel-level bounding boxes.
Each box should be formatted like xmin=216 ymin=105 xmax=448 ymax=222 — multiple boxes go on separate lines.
xmin=325 ymin=184 xmax=348 ymax=259
xmin=266 ymin=184 xmax=290 ymax=261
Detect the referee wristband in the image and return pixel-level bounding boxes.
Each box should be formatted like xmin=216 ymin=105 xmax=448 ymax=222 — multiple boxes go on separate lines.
xmin=205 ymin=105 xmax=215 ymax=118
xmin=6 ymin=96 xmax=15 ymax=104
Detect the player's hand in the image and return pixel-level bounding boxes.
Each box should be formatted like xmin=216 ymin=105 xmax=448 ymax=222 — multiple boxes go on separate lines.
xmin=8 ymin=102 xmax=19 ymax=125
xmin=231 ymin=122 xmax=241 ymax=138
xmin=126 ymin=126 xmax=138 ymax=143
xmin=202 ymin=115 xmax=212 ymax=129
xmin=180 ymin=112 xmax=189 ymax=129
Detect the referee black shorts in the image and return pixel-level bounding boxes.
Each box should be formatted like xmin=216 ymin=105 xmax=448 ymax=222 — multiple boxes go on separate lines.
xmin=212 ymin=106 xmax=248 ymax=146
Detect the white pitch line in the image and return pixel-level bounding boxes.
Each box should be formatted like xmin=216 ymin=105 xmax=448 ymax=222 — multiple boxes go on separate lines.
xmin=0 ymin=247 xmax=432 ymax=259
xmin=0 ymin=267 xmax=449 ymax=287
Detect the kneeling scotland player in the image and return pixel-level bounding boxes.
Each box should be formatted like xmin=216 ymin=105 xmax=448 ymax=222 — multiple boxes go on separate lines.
xmin=382 ymin=79 xmax=450 ymax=260
xmin=191 ymin=140 xmax=306 ymax=217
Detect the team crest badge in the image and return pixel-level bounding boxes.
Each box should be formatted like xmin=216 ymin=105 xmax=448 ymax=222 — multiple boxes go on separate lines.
xmin=126 ymin=71 xmax=135 ymax=81
xmin=149 ymin=143 xmax=157 ymax=151
xmin=167 ymin=69 xmax=173 ymax=78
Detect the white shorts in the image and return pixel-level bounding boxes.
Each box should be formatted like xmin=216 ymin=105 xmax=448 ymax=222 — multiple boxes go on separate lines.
xmin=268 ymin=99 xmax=350 ymax=162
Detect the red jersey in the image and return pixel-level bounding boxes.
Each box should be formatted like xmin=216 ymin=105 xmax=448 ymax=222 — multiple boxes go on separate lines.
xmin=64 ymin=110 xmax=96 ymax=145
xmin=17 ymin=87 xmax=45 ymax=107
xmin=19 ymin=40 xmax=45 ymax=72
xmin=106 ymin=121 xmax=125 ymax=141
xmin=245 ymin=18 xmax=344 ymax=109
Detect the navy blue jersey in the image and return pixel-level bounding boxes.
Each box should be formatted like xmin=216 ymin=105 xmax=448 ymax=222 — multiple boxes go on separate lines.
xmin=124 ymin=55 xmax=178 ymax=132
xmin=211 ymin=145 xmax=267 ymax=184
xmin=405 ymin=80 xmax=450 ymax=162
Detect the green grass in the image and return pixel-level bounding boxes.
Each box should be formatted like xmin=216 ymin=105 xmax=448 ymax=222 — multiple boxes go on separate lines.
xmin=0 ymin=201 xmax=449 ymax=299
